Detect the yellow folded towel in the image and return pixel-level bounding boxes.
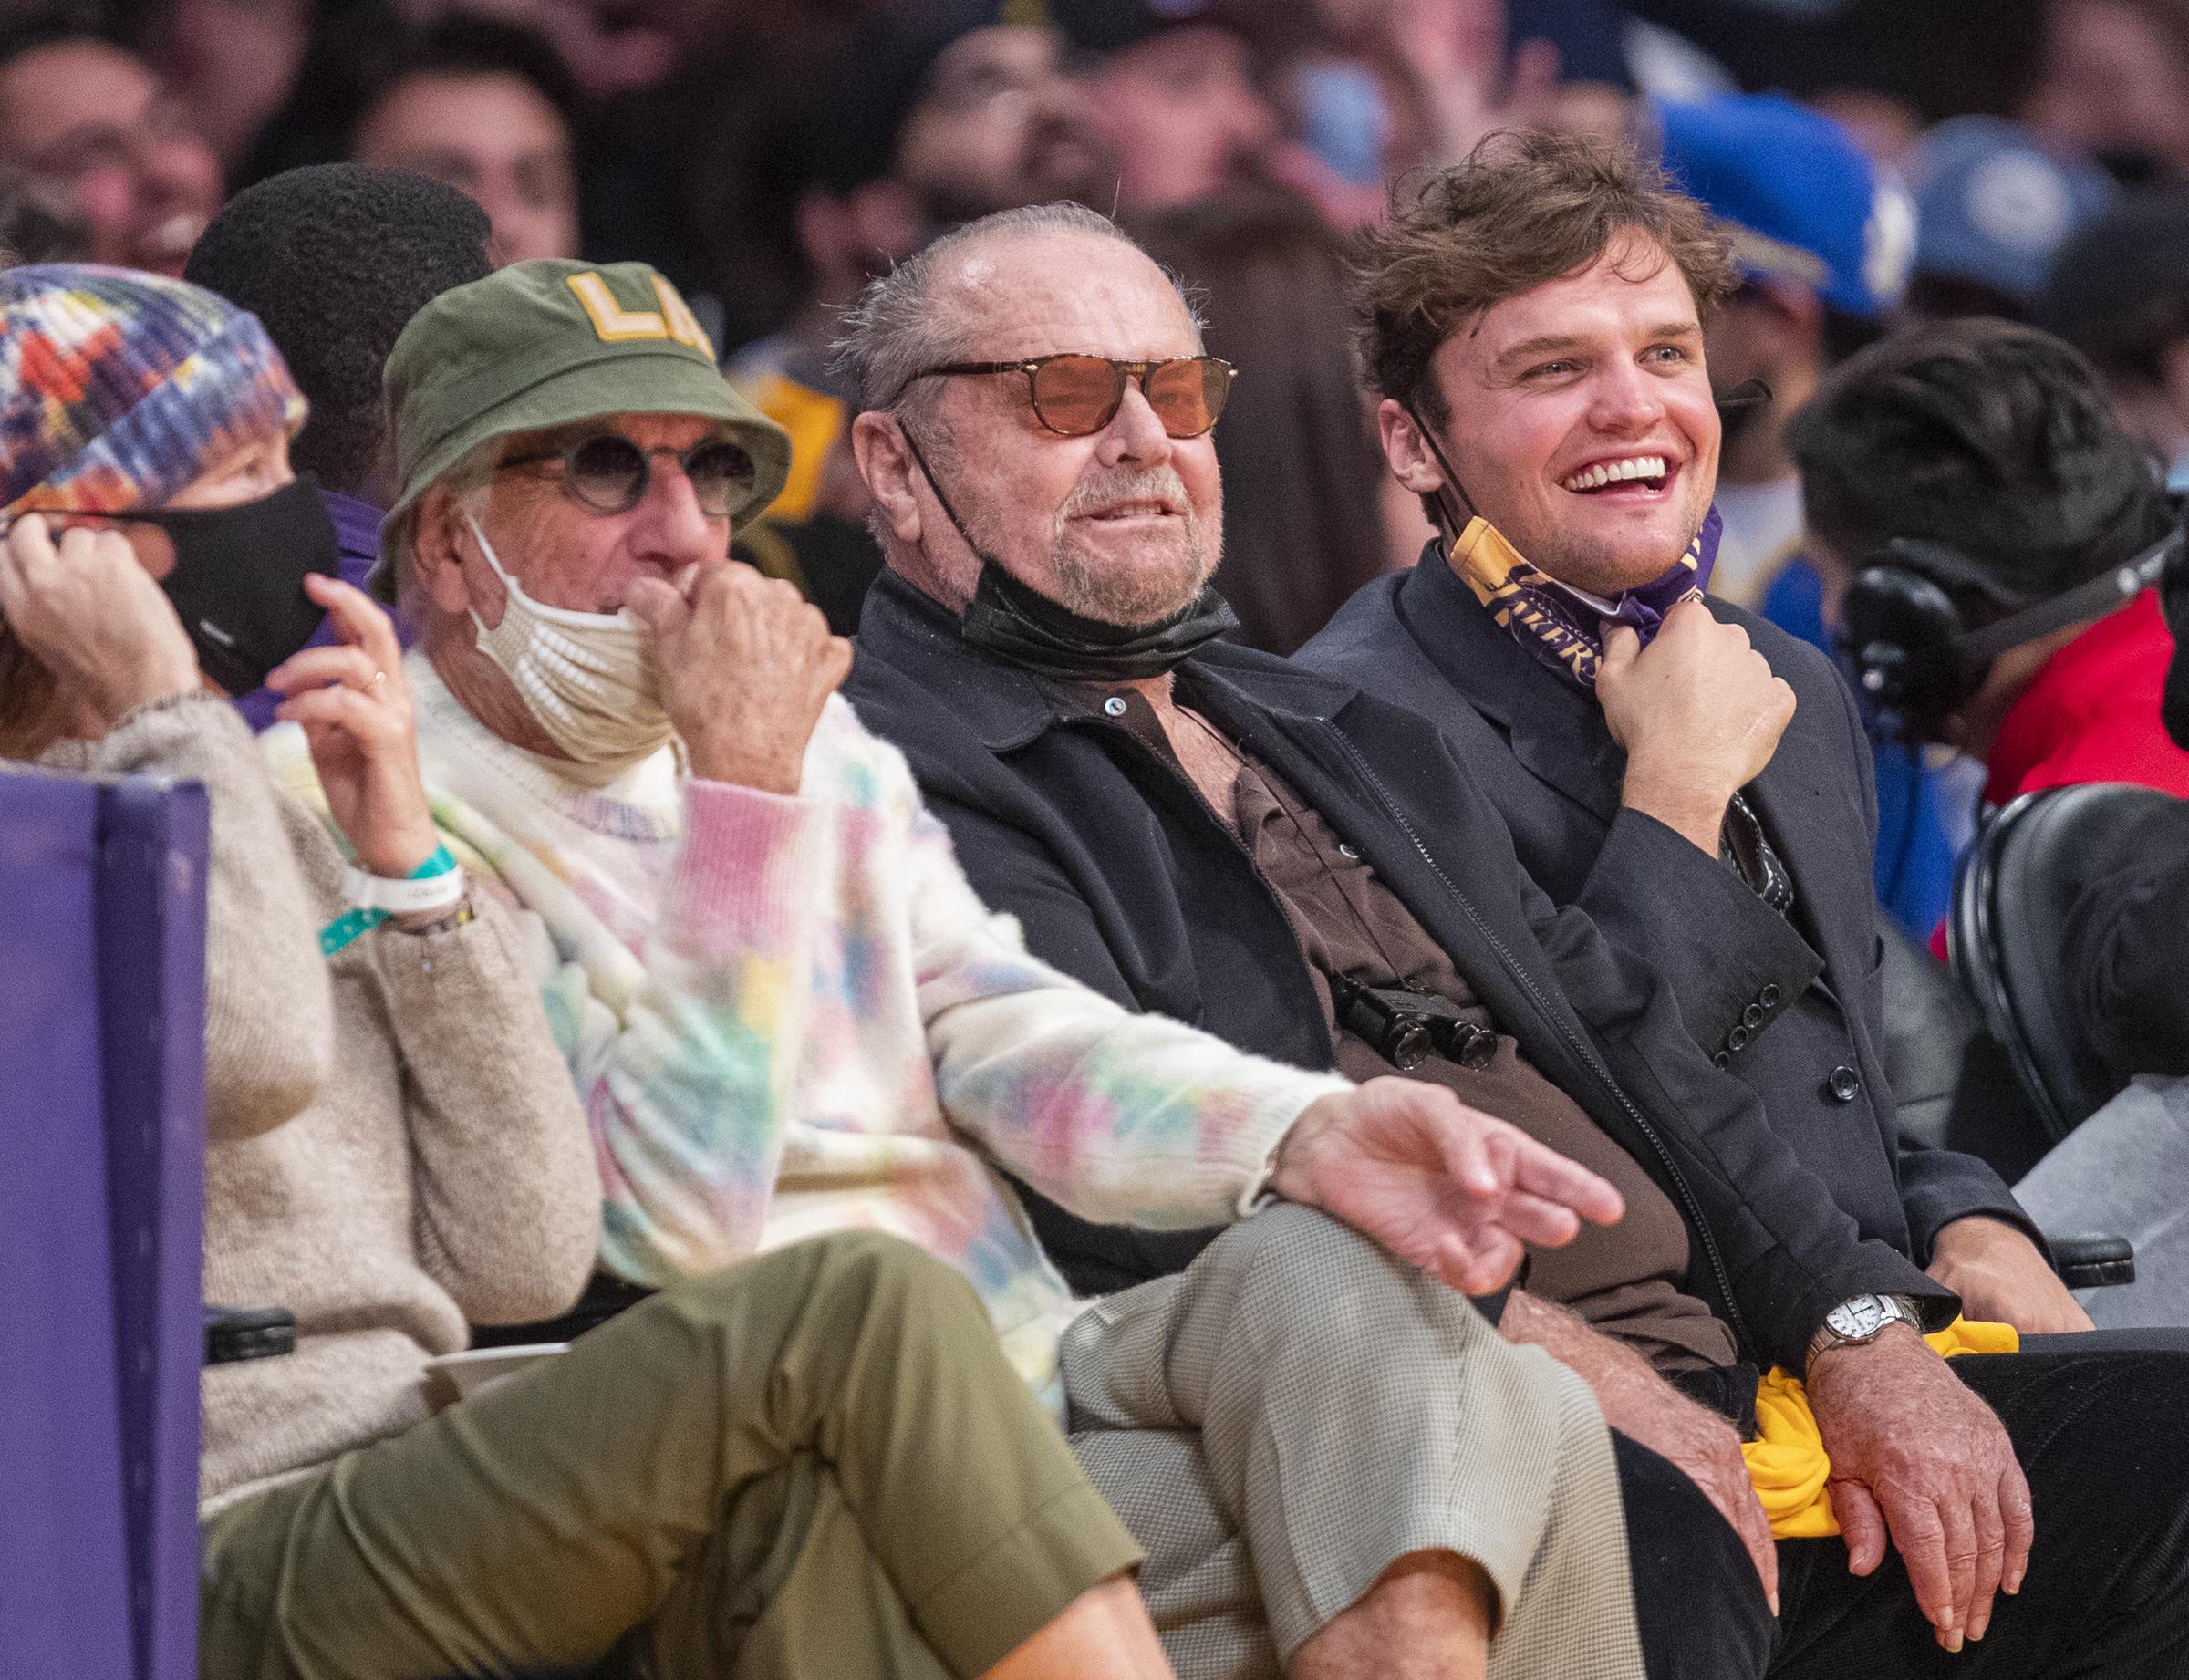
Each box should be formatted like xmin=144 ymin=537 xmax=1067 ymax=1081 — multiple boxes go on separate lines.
xmin=1742 ymin=1319 xmax=2020 ymax=1538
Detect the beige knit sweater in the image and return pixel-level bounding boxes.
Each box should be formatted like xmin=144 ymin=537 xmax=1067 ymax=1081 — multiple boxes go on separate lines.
xmin=42 ymin=694 xmax=602 ymax=1517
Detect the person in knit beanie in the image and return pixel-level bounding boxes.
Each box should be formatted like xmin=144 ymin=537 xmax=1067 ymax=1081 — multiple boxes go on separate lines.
xmin=0 ymin=262 xmax=335 ymax=752
xmin=1 ymin=262 xmax=304 ymax=516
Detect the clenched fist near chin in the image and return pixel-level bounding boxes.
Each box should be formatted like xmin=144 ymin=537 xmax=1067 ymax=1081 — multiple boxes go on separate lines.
xmin=627 ymin=560 xmax=853 ymax=795
xmin=1600 ymin=598 xmax=1796 ymax=856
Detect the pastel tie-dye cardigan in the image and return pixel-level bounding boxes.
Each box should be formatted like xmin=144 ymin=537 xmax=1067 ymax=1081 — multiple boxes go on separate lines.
xmin=391 ymin=654 xmax=1346 ymax=1408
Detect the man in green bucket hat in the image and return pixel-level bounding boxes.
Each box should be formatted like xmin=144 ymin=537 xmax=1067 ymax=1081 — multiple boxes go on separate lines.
xmin=376 ymin=257 xmax=809 ymax=775
xmin=371 ymin=256 xmax=1658 ymax=1679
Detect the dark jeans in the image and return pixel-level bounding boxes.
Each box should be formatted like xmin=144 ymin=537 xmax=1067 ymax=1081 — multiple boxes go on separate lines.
xmin=1621 ymin=1432 xmax=1775 ymax=1680
xmin=1621 ymin=1341 xmax=2189 ymax=1679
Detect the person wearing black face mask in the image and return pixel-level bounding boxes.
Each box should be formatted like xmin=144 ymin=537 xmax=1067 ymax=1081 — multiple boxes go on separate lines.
xmin=68 ymin=479 xmax=344 ymax=692
xmin=0 ymin=263 xmax=445 ymax=923
xmin=0 ymin=266 xmax=348 ymax=751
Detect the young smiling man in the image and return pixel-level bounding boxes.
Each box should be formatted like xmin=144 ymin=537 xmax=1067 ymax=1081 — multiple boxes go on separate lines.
xmin=1281 ymin=131 xmax=2189 ymax=1667
xmin=1302 ymin=129 xmax=2090 ymax=1344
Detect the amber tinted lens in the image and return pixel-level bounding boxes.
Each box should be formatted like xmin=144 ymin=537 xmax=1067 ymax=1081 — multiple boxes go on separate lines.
xmin=565 ymin=434 xmax=649 ymax=511
xmin=1146 ymin=358 xmax=1229 ymax=437
xmin=1027 ymin=354 xmax=1127 ymax=434
xmin=683 ymin=438 xmax=758 ymax=516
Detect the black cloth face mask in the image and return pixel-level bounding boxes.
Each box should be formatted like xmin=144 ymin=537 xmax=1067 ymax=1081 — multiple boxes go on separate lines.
xmin=901 ymin=429 xmax=1239 ymax=682
xmin=129 ymin=474 xmax=340 ymax=695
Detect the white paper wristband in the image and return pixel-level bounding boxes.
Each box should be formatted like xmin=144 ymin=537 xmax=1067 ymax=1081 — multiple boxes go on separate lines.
xmin=339 ymin=859 xmax=466 ymax=915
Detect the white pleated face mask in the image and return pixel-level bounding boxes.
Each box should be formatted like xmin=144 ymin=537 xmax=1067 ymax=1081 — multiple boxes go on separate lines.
xmin=466 ymin=515 xmax=676 ymax=773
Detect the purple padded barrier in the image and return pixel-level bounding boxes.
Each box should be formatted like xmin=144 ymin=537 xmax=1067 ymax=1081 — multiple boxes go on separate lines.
xmin=0 ymin=767 xmax=209 ymax=1680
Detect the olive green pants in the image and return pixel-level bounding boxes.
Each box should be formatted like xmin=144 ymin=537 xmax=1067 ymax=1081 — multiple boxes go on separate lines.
xmin=200 ymin=1234 xmax=1141 ymax=1680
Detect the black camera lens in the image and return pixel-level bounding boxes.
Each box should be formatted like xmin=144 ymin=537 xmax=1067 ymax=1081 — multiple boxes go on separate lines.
xmin=1433 ymin=1020 xmax=1498 ymax=1070
xmin=1385 ymin=1020 xmax=1436 ymax=1070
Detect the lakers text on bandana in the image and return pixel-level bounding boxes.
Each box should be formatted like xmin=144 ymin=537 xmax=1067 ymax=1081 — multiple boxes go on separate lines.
xmin=1448 ymin=506 xmax=1724 ymax=693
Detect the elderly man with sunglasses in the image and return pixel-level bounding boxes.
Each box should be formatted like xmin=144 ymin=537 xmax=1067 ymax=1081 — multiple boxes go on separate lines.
xmin=364 ymin=257 xmax=1745 ymax=1680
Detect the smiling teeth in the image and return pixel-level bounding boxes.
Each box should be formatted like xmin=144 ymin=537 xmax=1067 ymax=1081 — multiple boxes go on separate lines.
xmin=1561 ymin=455 xmax=1667 ymax=492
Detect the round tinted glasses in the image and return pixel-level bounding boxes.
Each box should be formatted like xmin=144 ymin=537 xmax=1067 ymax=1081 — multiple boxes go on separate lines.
xmin=494 ymin=432 xmax=758 ymax=518
xmin=899 ymin=354 xmax=1237 ymax=438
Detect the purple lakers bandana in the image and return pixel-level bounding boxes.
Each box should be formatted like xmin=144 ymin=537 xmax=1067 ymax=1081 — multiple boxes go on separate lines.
xmin=1449 ymin=506 xmax=1723 ymax=691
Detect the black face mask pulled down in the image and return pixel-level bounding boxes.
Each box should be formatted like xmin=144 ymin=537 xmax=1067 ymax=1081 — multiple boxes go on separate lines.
xmin=901 ymin=429 xmax=1239 ymax=683
xmin=131 ymin=475 xmax=341 ymax=696
xmin=962 ymin=561 xmax=1241 ymax=682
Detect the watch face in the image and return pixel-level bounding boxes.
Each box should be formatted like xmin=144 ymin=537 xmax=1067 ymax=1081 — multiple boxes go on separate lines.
xmin=1827 ymin=1295 xmax=1890 ymax=1340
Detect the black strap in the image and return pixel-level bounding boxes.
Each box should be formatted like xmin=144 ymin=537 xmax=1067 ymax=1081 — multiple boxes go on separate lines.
xmin=1955 ymin=528 xmax=2182 ymax=665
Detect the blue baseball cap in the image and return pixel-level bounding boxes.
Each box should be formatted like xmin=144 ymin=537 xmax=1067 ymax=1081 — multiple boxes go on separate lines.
xmin=1654 ymin=92 xmax=1916 ymax=317
xmin=1904 ymin=117 xmax=2114 ymax=308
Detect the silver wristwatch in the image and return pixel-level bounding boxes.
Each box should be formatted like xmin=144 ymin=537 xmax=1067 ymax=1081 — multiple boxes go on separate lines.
xmin=1806 ymin=1292 xmax=1922 ymax=1369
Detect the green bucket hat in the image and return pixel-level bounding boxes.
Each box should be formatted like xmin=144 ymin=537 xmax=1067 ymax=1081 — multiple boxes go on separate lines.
xmin=373 ymin=258 xmax=792 ymax=599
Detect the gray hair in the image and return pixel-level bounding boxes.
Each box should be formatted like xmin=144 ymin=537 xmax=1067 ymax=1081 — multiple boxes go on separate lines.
xmin=830 ymin=202 xmax=1203 ymax=423
xmin=386 ymin=433 xmax=507 ymax=604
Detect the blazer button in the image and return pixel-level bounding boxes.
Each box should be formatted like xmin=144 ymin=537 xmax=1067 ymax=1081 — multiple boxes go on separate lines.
xmin=1742 ymin=1002 xmax=1765 ymax=1029
xmin=1102 ymin=696 xmax=1128 ymax=718
xmin=1827 ymin=1065 xmax=1862 ymax=1103
xmin=1713 ymin=1051 xmax=1732 ymax=1069
xmin=1337 ymin=842 xmax=1361 ymax=860
xmin=1760 ymin=984 xmax=1781 ymax=1008
xmin=1727 ymin=1024 xmax=1751 ymax=1053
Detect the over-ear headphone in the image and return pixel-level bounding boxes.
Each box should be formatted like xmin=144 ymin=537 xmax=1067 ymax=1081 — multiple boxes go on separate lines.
xmin=1839 ymin=520 xmax=2185 ymax=735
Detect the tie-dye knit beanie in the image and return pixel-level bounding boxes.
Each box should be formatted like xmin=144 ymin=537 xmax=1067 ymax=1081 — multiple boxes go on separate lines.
xmin=1 ymin=264 xmax=305 ymax=518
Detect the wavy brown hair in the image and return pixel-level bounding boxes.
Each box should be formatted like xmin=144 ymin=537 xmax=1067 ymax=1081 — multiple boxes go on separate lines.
xmin=1353 ymin=129 xmax=1739 ymax=431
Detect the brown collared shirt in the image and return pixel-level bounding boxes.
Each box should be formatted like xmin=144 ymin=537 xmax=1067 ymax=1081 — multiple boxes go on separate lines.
xmin=1229 ymin=758 xmax=1737 ymax=1372
xmin=1077 ymin=681 xmax=1736 ymax=1372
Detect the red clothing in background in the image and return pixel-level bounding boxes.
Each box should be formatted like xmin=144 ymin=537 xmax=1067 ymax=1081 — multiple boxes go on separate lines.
xmin=1984 ymin=591 xmax=2189 ymax=805
xmin=1929 ymin=590 xmax=2189 ymax=959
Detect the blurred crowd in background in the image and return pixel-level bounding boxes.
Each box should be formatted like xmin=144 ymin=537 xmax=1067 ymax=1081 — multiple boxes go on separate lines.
xmin=9 ymin=0 xmax=2189 ymax=933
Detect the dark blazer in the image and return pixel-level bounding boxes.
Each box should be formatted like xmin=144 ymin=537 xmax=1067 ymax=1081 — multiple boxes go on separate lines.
xmin=848 ymin=570 xmax=1952 ymax=1374
xmin=1296 ymin=545 xmax=2032 ymax=1266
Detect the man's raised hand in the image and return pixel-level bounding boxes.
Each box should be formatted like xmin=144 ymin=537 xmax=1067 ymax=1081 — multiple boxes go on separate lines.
xmin=1599 ymin=598 xmax=1796 ymax=856
xmin=1271 ymin=1076 xmax=1624 ymax=1296
xmin=626 ymin=560 xmax=851 ymax=795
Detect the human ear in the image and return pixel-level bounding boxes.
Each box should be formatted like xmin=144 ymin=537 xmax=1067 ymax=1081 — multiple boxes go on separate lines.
xmin=851 ymin=411 xmax=924 ymax=544
xmin=410 ymin=486 xmax=483 ymax=617
xmin=112 ymin=521 xmax=178 ymax=582
xmin=1377 ymin=399 xmax=1447 ymax=495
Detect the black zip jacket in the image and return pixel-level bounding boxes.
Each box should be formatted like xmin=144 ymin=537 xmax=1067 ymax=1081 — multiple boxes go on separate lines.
xmin=848 ymin=570 xmax=1953 ymax=1373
